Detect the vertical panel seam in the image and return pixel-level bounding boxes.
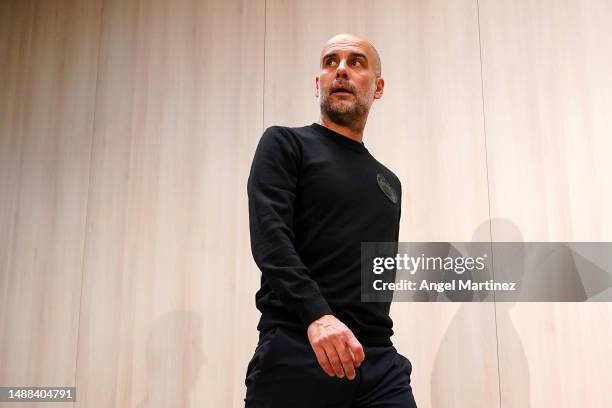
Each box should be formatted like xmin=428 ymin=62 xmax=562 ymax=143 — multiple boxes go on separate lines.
xmin=262 ymin=0 xmax=267 ymax=132
xmin=73 ymin=0 xmax=106 ymax=404
xmin=475 ymin=1 xmax=502 ymax=407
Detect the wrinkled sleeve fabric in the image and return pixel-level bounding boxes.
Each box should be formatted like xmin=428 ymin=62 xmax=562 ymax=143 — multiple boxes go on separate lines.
xmin=247 ymin=126 xmax=333 ymax=327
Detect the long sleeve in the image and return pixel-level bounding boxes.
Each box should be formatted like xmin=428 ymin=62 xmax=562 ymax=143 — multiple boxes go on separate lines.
xmin=395 ymin=184 xmax=402 ymax=242
xmin=247 ymin=127 xmax=333 ymax=327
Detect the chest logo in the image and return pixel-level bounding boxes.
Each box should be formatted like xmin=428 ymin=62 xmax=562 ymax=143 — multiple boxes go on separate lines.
xmin=377 ymin=173 xmax=398 ymax=204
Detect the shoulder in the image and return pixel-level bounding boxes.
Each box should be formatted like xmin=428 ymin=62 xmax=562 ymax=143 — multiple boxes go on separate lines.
xmin=257 ymin=124 xmax=317 ymax=153
xmin=254 ymin=125 xmax=317 ymax=164
xmin=260 ymin=124 xmax=313 ymax=142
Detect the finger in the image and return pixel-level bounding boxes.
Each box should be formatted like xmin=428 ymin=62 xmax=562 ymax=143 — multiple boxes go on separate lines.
xmin=347 ymin=336 xmax=365 ymax=366
xmin=334 ymin=338 xmax=356 ymax=380
xmin=312 ymin=343 xmax=335 ymax=377
xmin=323 ymin=342 xmax=344 ymax=378
xmin=348 ymin=348 xmax=360 ymax=368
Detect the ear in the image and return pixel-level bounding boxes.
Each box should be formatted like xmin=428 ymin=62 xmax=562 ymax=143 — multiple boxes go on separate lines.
xmin=373 ymin=76 xmax=384 ymax=99
xmin=315 ymin=76 xmax=320 ymax=98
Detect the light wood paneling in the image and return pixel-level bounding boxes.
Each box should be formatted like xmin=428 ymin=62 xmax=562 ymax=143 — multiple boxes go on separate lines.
xmin=479 ymin=0 xmax=612 ymax=406
xmin=0 ymin=2 xmax=103 ymax=407
xmin=73 ymin=0 xmax=264 ymax=407
xmin=480 ymin=0 xmax=612 ymax=242
xmin=265 ymin=1 xmax=496 ymax=407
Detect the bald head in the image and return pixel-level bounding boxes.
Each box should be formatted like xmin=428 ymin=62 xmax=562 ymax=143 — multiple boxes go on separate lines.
xmin=320 ymin=33 xmax=382 ymax=77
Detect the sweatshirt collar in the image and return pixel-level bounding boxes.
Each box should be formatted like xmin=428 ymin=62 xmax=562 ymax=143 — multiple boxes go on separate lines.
xmin=311 ymin=122 xmax=368 ymax=152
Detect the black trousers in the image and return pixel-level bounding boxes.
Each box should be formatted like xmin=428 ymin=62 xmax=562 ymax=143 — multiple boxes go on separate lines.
xmin=244 ymin=327 xmax=418 ymax=407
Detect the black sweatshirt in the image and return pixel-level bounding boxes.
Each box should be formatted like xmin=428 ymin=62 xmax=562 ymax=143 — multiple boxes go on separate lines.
xmin=247 ymin=122 xmax=402 ymax=346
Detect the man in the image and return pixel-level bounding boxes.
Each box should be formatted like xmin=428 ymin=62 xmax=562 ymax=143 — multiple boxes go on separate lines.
xmin=244 ymin=33 xmax=417 ymax=407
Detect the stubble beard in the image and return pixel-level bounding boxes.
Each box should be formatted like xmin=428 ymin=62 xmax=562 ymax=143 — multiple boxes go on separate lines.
xmin=320 ymin=92 xmax=370 ymax=127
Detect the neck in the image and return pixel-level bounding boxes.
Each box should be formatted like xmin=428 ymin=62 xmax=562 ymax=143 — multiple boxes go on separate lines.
xmin=318 ymin=113 xmax=367 ymax=144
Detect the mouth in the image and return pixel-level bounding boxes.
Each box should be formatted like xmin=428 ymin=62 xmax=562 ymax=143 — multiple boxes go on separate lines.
xmin=331 ymin=88 xmax=353 ymax=96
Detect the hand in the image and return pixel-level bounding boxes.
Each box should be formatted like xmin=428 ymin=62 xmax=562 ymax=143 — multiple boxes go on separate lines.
xmin=307 ymin=314 xmax=365 ymax=380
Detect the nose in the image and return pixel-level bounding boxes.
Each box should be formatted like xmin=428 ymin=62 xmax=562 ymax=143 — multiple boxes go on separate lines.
xmin=336 ymin=59 xmax=348 ymax=78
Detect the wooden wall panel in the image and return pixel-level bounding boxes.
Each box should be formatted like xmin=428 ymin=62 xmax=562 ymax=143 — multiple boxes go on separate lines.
xmin=265 ymin=1 xmax=496 ymax=407
xmin=479 ymin=0 xmax=612 ymax=406
xmin=0 ymin=1 xmax=103 ymax=407
xmin=73 ymin=0 xmax=264 ymax=407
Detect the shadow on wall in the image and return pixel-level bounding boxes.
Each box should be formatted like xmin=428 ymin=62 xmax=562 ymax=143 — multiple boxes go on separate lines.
xmin=430 ymin=218 xmax=530 ymax=408
xmin=136 ymin=311 xmax=205 ymax=408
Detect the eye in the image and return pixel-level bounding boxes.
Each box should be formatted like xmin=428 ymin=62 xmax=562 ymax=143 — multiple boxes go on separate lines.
xmin=351 ymin=59 xmax=361 ymax=66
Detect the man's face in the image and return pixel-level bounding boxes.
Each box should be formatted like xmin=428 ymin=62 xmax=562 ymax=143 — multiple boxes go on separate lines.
xmin=316 ymin=35 xmax=384 ymax=126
